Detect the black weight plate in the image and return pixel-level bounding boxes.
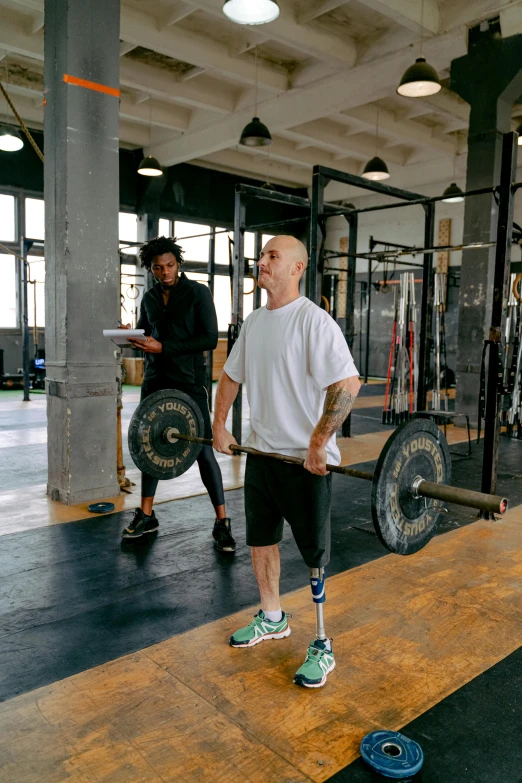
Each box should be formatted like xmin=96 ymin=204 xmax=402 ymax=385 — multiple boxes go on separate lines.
xmin=371 ymin=418 xmax=452 ymax=555
xmin=360 ymin=730 xmax=424 ymax=779
xmin=128 ymin=389 xmax=204 ymax=480
xmin=88 ymin=502 xmax=115 ymax=514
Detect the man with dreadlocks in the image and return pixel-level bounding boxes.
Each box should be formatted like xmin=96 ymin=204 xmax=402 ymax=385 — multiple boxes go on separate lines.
xmin=122 ymin=236 xmax=236 ymax=553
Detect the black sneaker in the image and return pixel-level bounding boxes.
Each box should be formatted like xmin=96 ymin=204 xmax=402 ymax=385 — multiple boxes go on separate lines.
xmin=212 ymin=518 xmax=236 ymax=553
xmin=122 ymin=508 xmax=159 ymax=539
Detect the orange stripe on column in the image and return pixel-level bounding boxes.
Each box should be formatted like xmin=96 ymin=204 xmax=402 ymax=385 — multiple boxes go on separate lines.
xmin=63 ymin=74 xmax=120 ymax=97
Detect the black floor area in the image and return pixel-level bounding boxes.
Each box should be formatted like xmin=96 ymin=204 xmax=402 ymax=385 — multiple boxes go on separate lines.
xmin=1 ymin=438 xmax=521 ymax=703
xmin=327 ymin=644 xmax=522 ymax=783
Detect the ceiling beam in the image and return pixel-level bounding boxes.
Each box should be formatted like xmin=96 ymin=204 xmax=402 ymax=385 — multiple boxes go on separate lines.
xmin=188 ymin=0 xmax=358 ymax=67
xmin=355 ymin=0 xmax=439 ymax=34
xmin=0 ymin=21 xmax=240 ymax=116
xmin=193 ymin=151 xmax=312 ymax=187
xmin=148 ymin=31 xmax=464 ymax=166
xmin=29 ymin=13 xmax=44 ymax=35
xmin=180 ymin=66 xmax=206 ymax=81
xmin=342 ymin=105 xmax=457 ymax=155
xmin=228 ymin=33 xmax=270 ymax=58
xmin=0 ymin=22 xmax=44 ymax=60
xmin=231 ymin=136 xmax=361 ymax=174
xmin=297 ymin=0 xmax=351 ymax=24
xmin=4 ymin=77 xmax=193 ymax=133
xmin=119 ymin=98 xmax=191 ymax=132
xmin=159 ymin=1 xmax=196 ymax=29
xmin=282 ymin=120 xmax=408 ymax=164
xmin=120 ymin=5 xmax=288 ymax=94
xmin=120 ymin=41 xmax=137 ymax=57
xmin=120 ymin=59 xmax=237 ymax=114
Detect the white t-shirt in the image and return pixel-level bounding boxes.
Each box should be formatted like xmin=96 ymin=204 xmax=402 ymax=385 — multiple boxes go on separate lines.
xmin=224 ymin=296 xmax=359 ymax=465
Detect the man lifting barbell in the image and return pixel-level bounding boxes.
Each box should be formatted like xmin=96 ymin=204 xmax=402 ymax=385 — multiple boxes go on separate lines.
xmin=124 ymin=239 xmax=508 ymax=687
xmin=212 ymin=235 xmax=361 ymax=688
xmin=123 ymin=236 xmax=236 ymax=553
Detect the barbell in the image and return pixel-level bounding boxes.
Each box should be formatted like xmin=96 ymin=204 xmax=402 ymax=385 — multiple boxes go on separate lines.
xmin=127 ymin=389 xmax=508 ymax=556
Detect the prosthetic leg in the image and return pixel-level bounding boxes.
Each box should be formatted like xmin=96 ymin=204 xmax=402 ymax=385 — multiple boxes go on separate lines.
xmin=310 ymin=567 xmax=327 ymax=641
xmin=293 ymin=567 xmax=335 ymax=687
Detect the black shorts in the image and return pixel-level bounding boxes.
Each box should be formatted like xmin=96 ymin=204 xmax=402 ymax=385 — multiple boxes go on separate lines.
xmin=244 ymin=454 xmax=332 ymax=568
xmin=141 ymin=379 xmax=213 ymax=439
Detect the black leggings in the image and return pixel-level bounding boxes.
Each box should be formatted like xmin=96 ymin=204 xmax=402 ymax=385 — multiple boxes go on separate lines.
xmin=140 ymin=381 xmax=225 ymax=508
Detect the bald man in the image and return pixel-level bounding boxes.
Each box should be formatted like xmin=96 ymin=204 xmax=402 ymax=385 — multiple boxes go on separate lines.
xmin=213 ymin=236 xmax=361 ymax=688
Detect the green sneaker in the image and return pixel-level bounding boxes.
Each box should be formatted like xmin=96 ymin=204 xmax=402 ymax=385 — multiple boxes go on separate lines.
xmin=229 ymin=610 xmax=291 ymax=648
xmin=293 ymin=639 xmax=335 ymax=688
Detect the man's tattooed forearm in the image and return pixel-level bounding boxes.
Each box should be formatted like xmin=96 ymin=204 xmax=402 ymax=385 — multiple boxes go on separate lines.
xmin=314 ymin=385 xmax=355 ymax=439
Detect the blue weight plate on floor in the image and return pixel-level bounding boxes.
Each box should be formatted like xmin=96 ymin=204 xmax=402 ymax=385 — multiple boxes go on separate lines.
xmin=88 ymin=502 xmax=115 ymax=514
xmin=360 ymin=730 xmax=424 ymax=779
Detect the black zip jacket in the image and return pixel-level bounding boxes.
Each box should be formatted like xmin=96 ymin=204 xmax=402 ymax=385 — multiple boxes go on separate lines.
xmin=136 ymin=273 xmax=218 ymax=392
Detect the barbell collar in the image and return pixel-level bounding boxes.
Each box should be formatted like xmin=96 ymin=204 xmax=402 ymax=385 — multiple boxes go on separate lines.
xmin=413 ymin=477 xmax=508 ymax=515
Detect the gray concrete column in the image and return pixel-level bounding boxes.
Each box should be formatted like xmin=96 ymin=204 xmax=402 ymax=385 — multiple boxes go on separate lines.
xmin=44 ymin=0 xmax=121 ymax=504
xmin=451 ymin=21 xmax=522 ymax=424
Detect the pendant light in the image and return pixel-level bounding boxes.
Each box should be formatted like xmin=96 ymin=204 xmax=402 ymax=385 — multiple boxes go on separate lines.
xmin=223 ymin=0 xmax=280 ymax=25
xmin=138 ymin=97 xmax=163 ymax=177
xmin=362 ymin=106 xmax=390 ymax=181
xmin=0 ymin=125 xmax=23 ymax=151
xmin=397 ymin=0 xmax=441 ymax=98
xmin=517 ymin=123 xmax=522 ymax=145
xmin=239 ymin=48 xmax=272 ymax=147
xmin=442 ymin=154 xmax=464 ymax=203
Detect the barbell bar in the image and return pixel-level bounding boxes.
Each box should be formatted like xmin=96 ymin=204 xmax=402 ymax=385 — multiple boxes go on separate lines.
xmin=128 ymin=389 xmax=508 ymax=556
xmin=165 ymin=429 xmax=506 ymax=516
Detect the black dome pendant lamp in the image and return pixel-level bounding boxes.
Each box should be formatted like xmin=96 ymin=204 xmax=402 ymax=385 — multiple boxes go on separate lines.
xmin=138 ymin=96 xmax=163 ymax=177
xmin=397 ymin=0 xmax=441 ymax=98
xmin=239 ymin=47 xmax=272 ymax=147
xmin=362 ymin=106 xmax=390 ymax=181
xmin=442 ymin=154 xmax=464 ymax=203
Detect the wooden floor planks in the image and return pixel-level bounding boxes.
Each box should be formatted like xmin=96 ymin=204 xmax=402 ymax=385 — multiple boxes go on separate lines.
xmin=1 ymin=503 xmax=521 ymax=783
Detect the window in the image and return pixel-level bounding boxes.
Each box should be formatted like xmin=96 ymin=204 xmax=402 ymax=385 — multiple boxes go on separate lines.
xmin=159 ymin=218 xmax=171 ymax=237
xmin=119 ymin=212 xmax=138 ymax=255
xmin=0 ymin=254 xmax=17 ymax=328
xmin=175 ymin=221 xmax=210 ymax=262
xmin=121 ymin=264 xmax=145 ymax=328
xmin=28 ymin=257 xmax=45 ymax=327
xmin=0 ymin=195 xmax=15 ymax=241
xmin=26 ymin=198 xmax=45 ymax=240
xmin=119 ymin=212 xmax=137 ymax=242
xmin=213 ymin=275 xmax=232 ymax=333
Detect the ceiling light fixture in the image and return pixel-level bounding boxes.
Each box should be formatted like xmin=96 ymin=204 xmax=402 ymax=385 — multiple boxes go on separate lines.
xmin=138 ymin=156 xmax=163 ymax=177
xmin=138 ymin=97 xmax=163 ymax=177
xmin=442 ymin=154 xmax=464 ymax=203
xmin=0 ymin=125 xmax=24 ymax=152
xmin=397 ymin=0 xmax=441 ymax=98
xmin=223 ymin=0 xmax=280 ymax=25
xmin=362 ymin=106 xmax=390 ymax=181
xmin=517 ymin=123 xmax=522 ymax=145
xmin=441 ymin=182 xmax=464 ymax=203
xmin=239 ymin=48 xmax=272 ymax=147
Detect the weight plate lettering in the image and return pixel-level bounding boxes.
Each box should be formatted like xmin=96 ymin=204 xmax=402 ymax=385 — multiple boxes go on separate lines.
xmin=371 ymin=418 xmax=451 ymax=555
xmin=128 ymin=389 xmax=204 ymax=480
xmin=360 ymin=730 xmax=424 ymax=779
